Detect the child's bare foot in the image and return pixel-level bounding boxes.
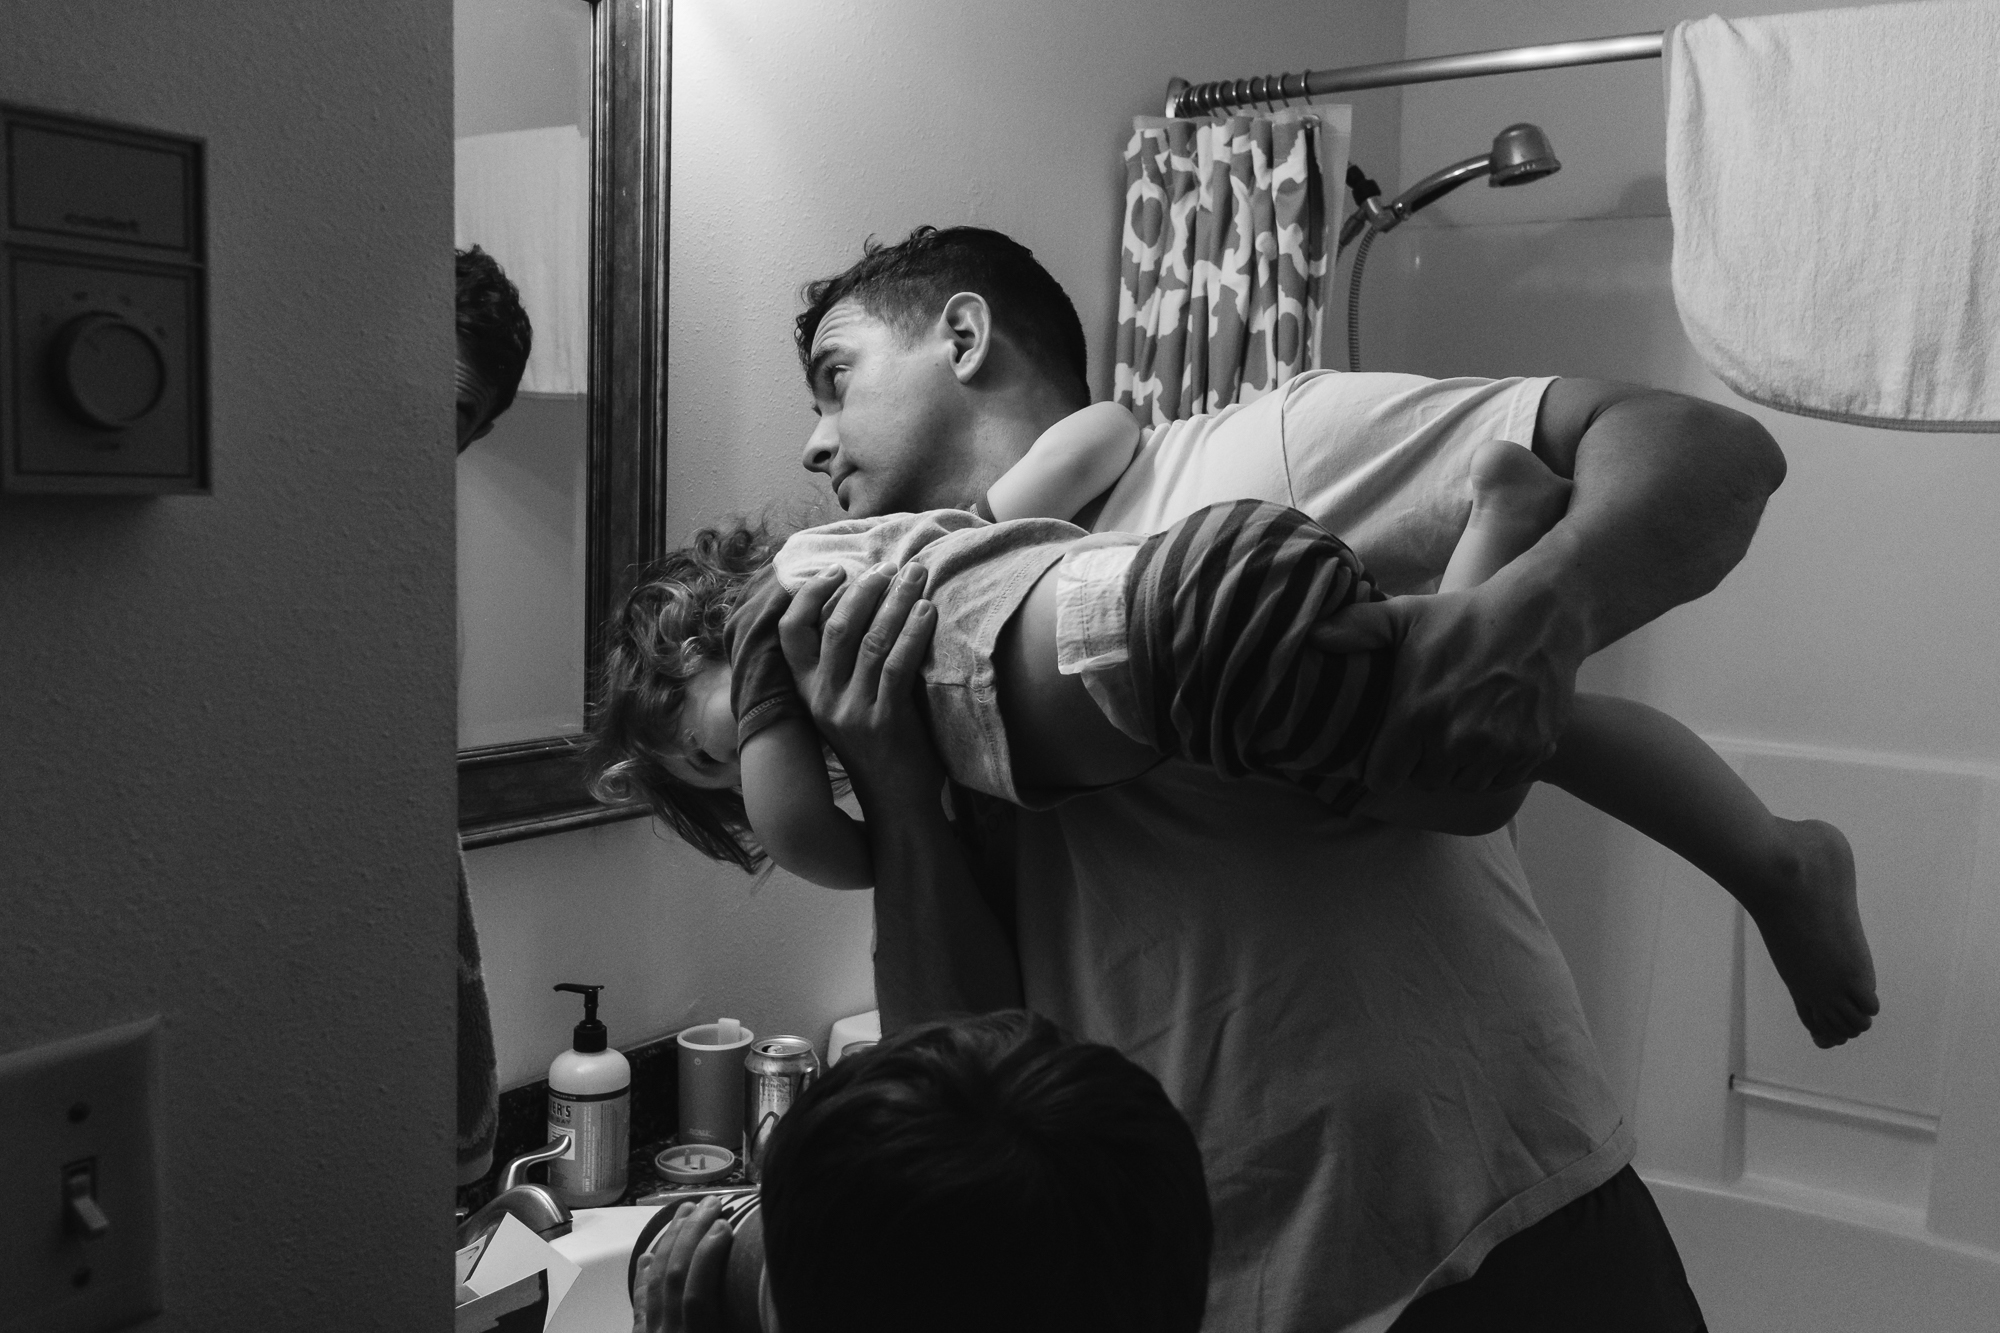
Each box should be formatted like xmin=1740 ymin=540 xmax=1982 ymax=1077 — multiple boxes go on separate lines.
xmin=1438 ymin=441 xmax=1576 ymax=591
xmin=1740 ymin=819 xmax=1879 ymax=1048
xmin=1466 ymin=437 xmax=1573 ymax=534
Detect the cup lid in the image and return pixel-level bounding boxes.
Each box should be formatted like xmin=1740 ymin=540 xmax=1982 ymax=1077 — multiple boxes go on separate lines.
xmin=654 ymin=1143 xmax=737 ymax=1185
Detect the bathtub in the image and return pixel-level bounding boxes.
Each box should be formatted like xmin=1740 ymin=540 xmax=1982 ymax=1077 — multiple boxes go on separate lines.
xmin=1649 ymin=1173 xmax=2000 ymax=1333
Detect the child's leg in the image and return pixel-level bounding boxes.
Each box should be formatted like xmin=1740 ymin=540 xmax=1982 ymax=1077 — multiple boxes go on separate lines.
xmin=995 ymin=503 xmax=1391 ymax=805
xmin=1436 ymin=446 xmax=1877 ymax=1047
xmin=1542 ymin=693 xmax=1879 ymax=1048
xmin=1438 ymin=440 xmax=1573 ymax=593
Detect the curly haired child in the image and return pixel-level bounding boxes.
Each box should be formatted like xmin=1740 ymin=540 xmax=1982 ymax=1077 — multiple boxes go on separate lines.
xmin=590 ymin=402 xmax=1876 ymax=1048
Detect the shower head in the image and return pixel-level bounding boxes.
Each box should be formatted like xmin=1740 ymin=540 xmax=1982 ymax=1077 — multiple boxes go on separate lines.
xmin=1394 ymin=121 xmax=1562 ymax=214
xmin=1488 ymin=123 xmax=1560 ymax=186
xmin=1338 ymin=122 xmax=1562 ymax=250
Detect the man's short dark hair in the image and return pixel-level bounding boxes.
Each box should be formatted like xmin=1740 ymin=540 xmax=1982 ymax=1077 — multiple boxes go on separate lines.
xmin=795 ymin=226 xmax=1089 ymax=405
xmin=456 ymin=245 xmax=533 ymax=418
xmin=759 ymin=1011 xmax=1212 ymax=1333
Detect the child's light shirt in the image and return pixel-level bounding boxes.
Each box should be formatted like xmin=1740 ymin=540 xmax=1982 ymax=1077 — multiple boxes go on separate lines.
xmin=723 ymin=510 xmax=1087 ymax=801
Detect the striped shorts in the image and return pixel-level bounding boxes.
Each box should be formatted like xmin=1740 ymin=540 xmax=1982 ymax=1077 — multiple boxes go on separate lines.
xmin=1089 ymin=500 xmax=1395 ymax=813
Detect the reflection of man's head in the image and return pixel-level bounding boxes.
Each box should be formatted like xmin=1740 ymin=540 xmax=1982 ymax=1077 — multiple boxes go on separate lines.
xmin=455 ymin=245 xmax=532 ymax=452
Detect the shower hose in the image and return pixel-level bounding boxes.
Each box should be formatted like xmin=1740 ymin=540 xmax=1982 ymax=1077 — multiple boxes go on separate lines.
xmin=1345 ymin=225 xmax=1378 ymax=374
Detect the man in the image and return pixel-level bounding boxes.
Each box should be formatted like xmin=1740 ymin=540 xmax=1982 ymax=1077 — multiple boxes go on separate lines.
xmin=453 ymin=244 xmax=532 ymax=1185
xmin=775 ymin=227 xmax=1778 ymax=1331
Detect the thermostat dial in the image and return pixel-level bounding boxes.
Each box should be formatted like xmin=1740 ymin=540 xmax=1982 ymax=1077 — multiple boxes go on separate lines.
xmin=49 ymin=311 xmax=168 ymax=430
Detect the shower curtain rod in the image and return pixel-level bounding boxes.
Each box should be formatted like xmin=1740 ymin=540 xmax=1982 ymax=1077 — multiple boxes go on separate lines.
xmin=1165 ymin=29 xmax=1664 ymax=117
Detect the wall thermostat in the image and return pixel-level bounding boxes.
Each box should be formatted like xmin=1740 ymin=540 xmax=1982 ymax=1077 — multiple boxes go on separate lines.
xmin=1 ymin=104 xmax=207 ymax=495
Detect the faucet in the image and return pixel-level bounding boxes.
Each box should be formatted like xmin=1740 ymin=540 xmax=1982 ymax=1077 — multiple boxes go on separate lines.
xmin=456 ymin=1134 xmax=575 ymax=1249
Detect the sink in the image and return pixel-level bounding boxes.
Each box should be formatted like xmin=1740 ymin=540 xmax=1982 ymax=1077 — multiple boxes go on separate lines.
xmin=545 ymin=1205 xmax=665 ymax=1333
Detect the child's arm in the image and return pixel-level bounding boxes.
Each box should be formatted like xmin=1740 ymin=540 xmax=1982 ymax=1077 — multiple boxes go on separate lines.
xmin=739 ymin=718 xmax=873 ymax=889
xmin=983 ymin=401 xmax=1140 ymax=522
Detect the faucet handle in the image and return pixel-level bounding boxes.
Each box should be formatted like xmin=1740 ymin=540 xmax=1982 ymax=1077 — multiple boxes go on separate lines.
xmin=500 ymin=1133 xmax=573 ymax=1193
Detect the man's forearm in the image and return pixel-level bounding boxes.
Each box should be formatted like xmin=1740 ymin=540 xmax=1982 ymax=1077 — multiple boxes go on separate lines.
xmin=1515 ymin=385 xmax=1786 ymax=659
xmin=852 ymin=767 xmax=1023 ymax=1033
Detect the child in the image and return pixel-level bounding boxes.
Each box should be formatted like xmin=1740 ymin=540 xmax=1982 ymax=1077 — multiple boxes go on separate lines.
xmin=629 ymin=1010 xmax=1212 ymax=1333
xmin=589 ymin=403 xmax=1876 ymax=1048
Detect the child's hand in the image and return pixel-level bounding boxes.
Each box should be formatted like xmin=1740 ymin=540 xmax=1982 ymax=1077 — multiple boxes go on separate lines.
xmin=631 ymin=1198 xmax=734 ymax=1333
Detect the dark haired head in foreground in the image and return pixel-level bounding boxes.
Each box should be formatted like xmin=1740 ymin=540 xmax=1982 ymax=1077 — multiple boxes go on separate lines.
xmin=759 ymin=1010 xmax=1212 ymax=1333
xmin=455 ymin=244 xmax=533 ymax=450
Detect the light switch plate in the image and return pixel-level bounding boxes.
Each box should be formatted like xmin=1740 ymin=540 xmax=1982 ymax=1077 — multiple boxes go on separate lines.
xmin=0 ymin=1018 xmax=163 ymax=1333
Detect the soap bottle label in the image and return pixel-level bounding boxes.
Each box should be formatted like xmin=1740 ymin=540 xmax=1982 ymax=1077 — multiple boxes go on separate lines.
xmin=547 ymin=1088 xmax=629 ymax=1197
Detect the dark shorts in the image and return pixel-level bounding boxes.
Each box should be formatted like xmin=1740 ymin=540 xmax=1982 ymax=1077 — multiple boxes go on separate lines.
xmin=1389 ymin=1166 xmax=1709 ymax=1333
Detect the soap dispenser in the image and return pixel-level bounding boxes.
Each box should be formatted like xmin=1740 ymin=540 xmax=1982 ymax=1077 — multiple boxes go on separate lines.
xmin=547 ymin=982 xmax=631 ymax=1207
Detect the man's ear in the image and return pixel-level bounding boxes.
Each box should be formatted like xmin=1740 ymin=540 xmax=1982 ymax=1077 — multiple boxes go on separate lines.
xmin=938 ymin=291 xmax=993 ymax=385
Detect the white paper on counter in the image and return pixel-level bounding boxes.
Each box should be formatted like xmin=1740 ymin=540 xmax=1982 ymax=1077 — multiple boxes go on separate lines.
xmin=464 ymin=1212 xmax=581 ymax=1327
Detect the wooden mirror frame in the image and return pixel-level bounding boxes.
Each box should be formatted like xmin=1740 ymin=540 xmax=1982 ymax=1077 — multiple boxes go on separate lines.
xmin=458 ymin=0 xmax=668 ymax=848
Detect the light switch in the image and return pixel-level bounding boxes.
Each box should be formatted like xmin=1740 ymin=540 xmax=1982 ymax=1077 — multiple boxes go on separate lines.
xmin=1 ymin=104 xmax=207 ymax=494
xmin=0 ymin=1018 xmax=163 ymax=1333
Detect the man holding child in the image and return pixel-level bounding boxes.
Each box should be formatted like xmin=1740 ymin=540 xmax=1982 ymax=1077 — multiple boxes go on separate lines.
xmin=766 ymin=225 xmax=1770 ymax=1331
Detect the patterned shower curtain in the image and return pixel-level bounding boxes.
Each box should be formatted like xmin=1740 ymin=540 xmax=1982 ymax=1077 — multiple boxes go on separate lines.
xmin=1115 ymin=109 xmax=1333 ymax=425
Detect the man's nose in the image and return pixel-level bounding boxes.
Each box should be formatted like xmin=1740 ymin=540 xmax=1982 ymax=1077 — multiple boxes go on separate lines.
xmin=801 ymin=417 xmax=837 ymax=475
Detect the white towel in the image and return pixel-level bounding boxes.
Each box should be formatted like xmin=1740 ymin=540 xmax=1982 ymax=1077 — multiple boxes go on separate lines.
xmin=1666 ymin=2 xmax=2000 ymax=431
xmin=455 ymin=127 xmax=590 ymax=397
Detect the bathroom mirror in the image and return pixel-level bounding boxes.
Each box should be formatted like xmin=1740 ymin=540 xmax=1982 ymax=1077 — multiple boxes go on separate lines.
xmin=455 ymin=0 xmax=670 ymax=846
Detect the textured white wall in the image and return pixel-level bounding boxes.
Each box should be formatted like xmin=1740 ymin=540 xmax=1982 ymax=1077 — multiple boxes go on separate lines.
xmin=0 ymin=2 xmax=455 ymax=1330
xmin=470 ymin=0 xmax=1413 ymax=1089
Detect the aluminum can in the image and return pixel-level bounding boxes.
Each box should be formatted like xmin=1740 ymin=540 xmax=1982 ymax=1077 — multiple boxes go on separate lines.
xmin=743 ymin=1036 xmax=820 ymax=1179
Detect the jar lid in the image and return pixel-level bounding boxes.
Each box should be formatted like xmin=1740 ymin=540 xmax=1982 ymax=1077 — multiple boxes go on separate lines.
xmin=654 ymin=1143 xmax=737 ymax=1185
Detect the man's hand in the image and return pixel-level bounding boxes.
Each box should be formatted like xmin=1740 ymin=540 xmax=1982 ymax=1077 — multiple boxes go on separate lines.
xmin=1312 ymin=582 xmax=1586 ymax=794
xmin=778 ymin=560 xmax=941 ymax=797
xmin=631 ymin=1198 xmax=734 ymax=1333
xmin=780 ymin=557 xmax=1024 ymax=1024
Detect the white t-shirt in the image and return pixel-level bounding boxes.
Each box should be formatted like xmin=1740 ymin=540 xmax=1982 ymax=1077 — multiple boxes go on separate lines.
xmin=1098 ymin=369 xmax=1552 ymax=594
xmin=998 ymin=371 xmax=1630 ymax=1332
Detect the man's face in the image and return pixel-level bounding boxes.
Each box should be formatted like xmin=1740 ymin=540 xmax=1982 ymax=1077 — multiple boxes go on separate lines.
xmin=800 ymin=299 xmax=971 ymax=516
xmin=456 ymin=336 xmax=504 ymax=453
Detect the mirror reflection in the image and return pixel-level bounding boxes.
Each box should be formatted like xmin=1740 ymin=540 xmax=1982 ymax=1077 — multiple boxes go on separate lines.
xmin=454 ymin=0 xmax=593 ymax=747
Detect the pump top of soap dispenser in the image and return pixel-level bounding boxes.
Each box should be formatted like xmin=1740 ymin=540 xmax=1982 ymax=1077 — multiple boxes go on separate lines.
xmin=553 ymin=982 xmax=608 ymax=1054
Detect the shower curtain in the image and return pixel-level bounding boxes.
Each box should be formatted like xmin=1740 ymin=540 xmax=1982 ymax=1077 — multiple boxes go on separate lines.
xmin=1115 ymin=107 xmax=1345 ymax=425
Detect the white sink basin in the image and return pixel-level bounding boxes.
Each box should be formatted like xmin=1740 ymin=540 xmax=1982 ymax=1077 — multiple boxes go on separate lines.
xmin=545 ymin=1205 xmax=666 ymax=1333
